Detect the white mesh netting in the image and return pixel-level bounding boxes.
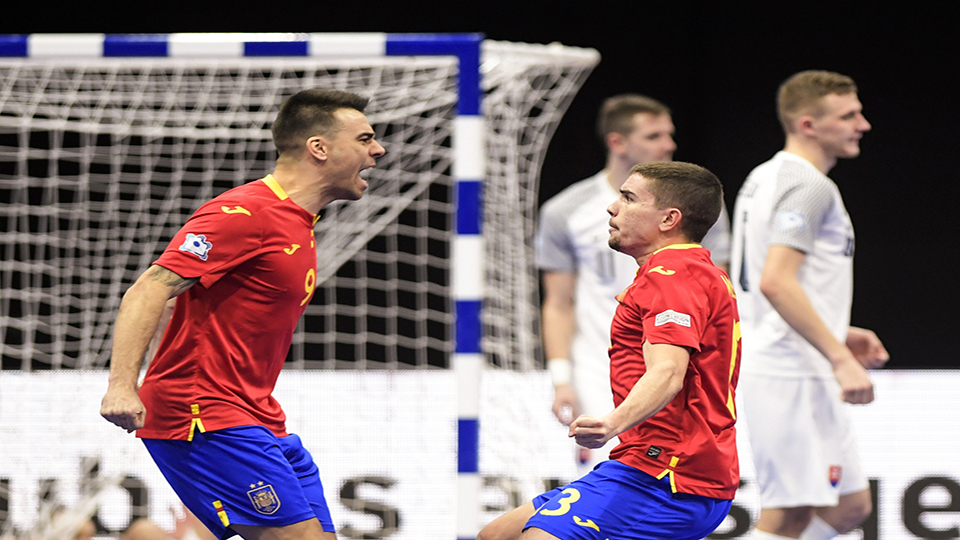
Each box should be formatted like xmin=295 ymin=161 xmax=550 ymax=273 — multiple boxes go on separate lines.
xmin=0 ymin=39 xmax=600 ymax=538
xmin=0 ymin=41 xmax=599 ymax=372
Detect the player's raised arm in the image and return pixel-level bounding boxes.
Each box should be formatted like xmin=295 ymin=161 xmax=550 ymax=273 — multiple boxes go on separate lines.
xmin=100 ymin=265 xmax=197 ymax=432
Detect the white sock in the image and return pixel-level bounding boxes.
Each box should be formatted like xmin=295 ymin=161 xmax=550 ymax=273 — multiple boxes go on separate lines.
xmin=749 ymin=530 xmax=795 ymax=539
xmin=800 ymin=516 xmax=839 ymax=540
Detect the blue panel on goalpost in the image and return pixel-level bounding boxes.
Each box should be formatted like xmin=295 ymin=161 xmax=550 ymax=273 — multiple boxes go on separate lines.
xmin=456 ymin=180 xmax=483 ymax=235
xmin=245 ymin=40 xmax=309 ymax=57
xmin=0 ymin=34 xmax=27 ymax=56
xmin=457 ymin=418 xmax=480 ymax=473
xmin=385 ymin=33 xmax=483 ymax=116
xmin=103 ymin=34 xmax=168 ymax=56
xmin=455 ymin=300 xmax=482 ymax=354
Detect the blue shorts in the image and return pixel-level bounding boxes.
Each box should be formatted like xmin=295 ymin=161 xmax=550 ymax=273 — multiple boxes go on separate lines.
xmin=142 ymin=426 xmax=333 ymax=539
xmin=526 ymin=460 xmax=731 ymax=540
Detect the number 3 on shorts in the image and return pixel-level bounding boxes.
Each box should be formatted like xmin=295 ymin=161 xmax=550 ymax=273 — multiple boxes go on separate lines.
xmin=539 ymin=488 xmax=581 ymax=516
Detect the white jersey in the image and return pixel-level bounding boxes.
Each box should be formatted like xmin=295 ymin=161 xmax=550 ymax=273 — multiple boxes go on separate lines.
xmin=537 ymin=170 xmax=731 ymax=405
xmin=730 ymin=152 xmax=855 ymax=379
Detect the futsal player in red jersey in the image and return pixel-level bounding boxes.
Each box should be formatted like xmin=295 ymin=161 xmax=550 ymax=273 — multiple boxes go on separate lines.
xmin=480 ymin=161 xmax=741 ymax=540
xmin=100 ymin=89 xmax=385 ymax=540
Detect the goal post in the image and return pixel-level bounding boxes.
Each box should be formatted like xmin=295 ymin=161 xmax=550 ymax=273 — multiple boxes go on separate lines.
xmin=0 ymin=33 xmax=600 ymax=539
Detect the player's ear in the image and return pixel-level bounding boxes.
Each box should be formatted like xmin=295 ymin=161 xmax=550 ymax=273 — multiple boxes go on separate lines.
xmin=606 ymin=131 xmax=625 ymax=154
xmin=796 ymin=115 xmax=818 ymax=137
xmin=660 ymin=208 xmax=682 ymax=232
xmin=305 ymin=135 xmax=329 ymax=162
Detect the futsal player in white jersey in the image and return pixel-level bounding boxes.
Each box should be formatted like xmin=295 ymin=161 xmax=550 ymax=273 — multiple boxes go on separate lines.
xmin=730 ymin=71 xmax=889 ymax=540
xmin=537 ymin=94 xmax=731 ymax=476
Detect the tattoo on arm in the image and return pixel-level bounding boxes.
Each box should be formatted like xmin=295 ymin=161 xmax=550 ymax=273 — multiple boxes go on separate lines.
xmin=147 ymin=265 xmax=198 ymax=297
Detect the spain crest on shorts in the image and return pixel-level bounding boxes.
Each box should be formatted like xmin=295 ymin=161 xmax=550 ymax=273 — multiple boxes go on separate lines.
xmin=829 ymin=465 xmax=842 ymax=487
xmin=247 ymin=482 xmax=281 ymax=514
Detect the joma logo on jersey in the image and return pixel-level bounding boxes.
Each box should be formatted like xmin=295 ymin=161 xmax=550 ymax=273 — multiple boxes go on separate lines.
xmin=648 ymin=265 xmax=676 ymax=275
xmin=247 ymin=483 xmax=281 ymax=515
xmin=221 ymin=205 xmax=251 ymax=216
xmin=179 ymin=233 xmax=212 ymax=261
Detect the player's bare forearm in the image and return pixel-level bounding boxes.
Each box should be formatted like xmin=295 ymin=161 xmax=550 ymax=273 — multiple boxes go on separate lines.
xmin=107 ymin=266 xmax=195 ymax=388
xmin=570 ymin=342 xmax=688 ymax=448
xmin=101 ymin=265 xmax=196 ymax=431
xmin=607 ymin=342 xmax=688 ymax=432
xmin=760 ymin=246 xmax=851 ymax=366
xmin=760 ymin=246 xmax=873 ymax=402
xmin=540 ymin=271 xmax=577 ymax=364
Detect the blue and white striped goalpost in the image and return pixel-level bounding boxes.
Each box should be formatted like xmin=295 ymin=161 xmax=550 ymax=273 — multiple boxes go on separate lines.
xmin=0 ymin=32 xmax=486 ymax=538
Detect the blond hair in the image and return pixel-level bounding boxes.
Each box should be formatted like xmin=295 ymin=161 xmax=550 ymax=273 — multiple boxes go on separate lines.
xmin=777 ymin=70 xmax=857 ymax=133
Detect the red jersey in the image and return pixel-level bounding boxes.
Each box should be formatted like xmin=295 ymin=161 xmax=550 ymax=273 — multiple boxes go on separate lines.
xmin=137 ymin=175 xmax=318 ymax=441
xmin=608 ymin=244 xmax=741 ymax=499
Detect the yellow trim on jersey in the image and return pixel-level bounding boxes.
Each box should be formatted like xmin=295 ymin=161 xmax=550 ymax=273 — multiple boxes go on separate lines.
xmin=187 ymin=403 xmax=206 ymax=442
xmin=264 ymin=175 xmax=320 ymax=223
xmin=720 ymin=274 xmax=737 ymax=299
xmin=727 ymin=320 xmax=741 ymax=419
xmin=655 ymin=456 xmax=681 ymax=493
xmin=212 ymin=500 xmax=230 ymax=527
xmin=262 ymin=175 xmax=289 ymax=201
xmin=651 ymin=243 xmax=702 ymax=255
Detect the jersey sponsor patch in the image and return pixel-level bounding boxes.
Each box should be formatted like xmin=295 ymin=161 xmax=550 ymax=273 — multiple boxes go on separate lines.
xmin=247 ymin=481 xmax=281 ymax=514
xmin=179 ymin=233 xmax=212 ymax=261
xmin=654 ymin=309 xmax=691 ymax=327
xmin=775 ymin=210 xmax=806 ymax=231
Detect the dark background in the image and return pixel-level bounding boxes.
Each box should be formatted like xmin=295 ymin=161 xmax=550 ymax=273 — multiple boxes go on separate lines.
xmin=6 ymin=2 xmax=957 ymax=369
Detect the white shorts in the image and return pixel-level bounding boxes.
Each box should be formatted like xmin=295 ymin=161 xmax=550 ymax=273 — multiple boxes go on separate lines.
xmin=740 ymin=373 xmax=869 ymax=508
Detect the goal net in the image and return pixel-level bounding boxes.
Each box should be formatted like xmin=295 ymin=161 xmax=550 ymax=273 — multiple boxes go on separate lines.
xmin=0 ymin=36 xmax=599 ymax=539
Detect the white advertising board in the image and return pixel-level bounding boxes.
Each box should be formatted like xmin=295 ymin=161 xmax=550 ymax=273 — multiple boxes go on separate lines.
xmin=0 ymin=370 xmax=957 ymax=539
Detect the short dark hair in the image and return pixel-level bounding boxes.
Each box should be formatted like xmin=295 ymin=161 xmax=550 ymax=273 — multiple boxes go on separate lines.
xmin=777 ymin=70 xmax=857 ymax=133
xmin=597 ymin=94 xmax=671 ymax=139
xmin=272 ymin=89 xmax=370 ymax=155
xmin=630 ymin=161 xmax=723 ymax=243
